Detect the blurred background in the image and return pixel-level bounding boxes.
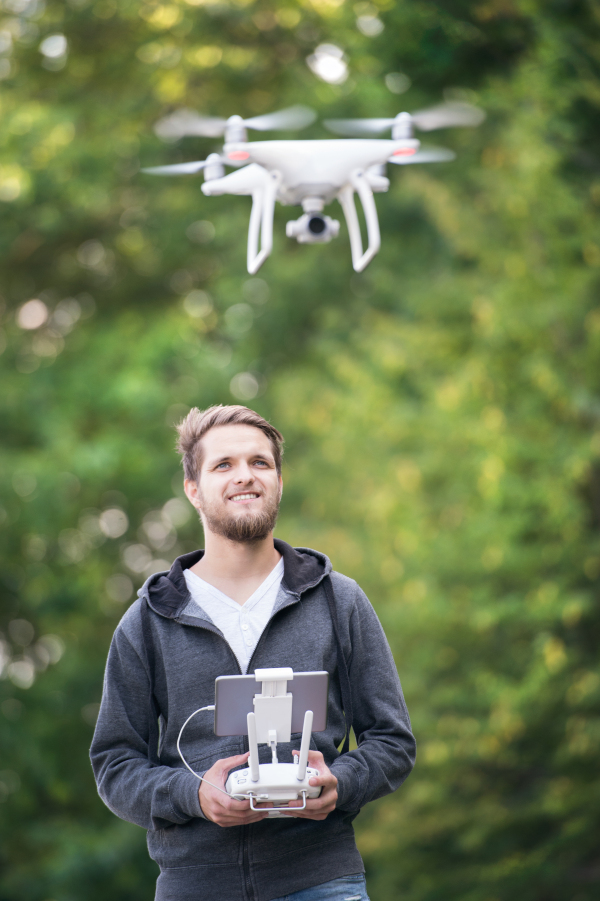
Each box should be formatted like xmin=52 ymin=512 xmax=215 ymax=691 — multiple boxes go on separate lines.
xmin=1 ymin=0 xmax=600 ymax=898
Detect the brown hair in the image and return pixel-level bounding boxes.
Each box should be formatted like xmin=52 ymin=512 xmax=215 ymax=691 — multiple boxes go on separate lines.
xmin=176 ymin=405 xmax=284 ymax=482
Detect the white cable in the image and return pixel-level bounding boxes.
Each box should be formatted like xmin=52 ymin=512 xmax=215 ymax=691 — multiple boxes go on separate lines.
xmin=176 ymin=705 xmax=245 ymax=800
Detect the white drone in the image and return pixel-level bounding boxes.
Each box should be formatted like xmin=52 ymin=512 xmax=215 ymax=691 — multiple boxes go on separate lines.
xmin=143 ymin=102 xmax=484 ymax=273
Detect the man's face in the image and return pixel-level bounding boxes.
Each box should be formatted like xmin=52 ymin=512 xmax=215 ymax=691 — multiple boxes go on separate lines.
xmin=184 ymin=424 xmax=282 ymax=543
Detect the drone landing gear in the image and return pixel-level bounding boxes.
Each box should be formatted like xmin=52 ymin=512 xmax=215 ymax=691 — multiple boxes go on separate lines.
xmin=338 ymin=170 xmax=381 ymax=273
xmin=202 ymin=165 xmax=281 ymax=274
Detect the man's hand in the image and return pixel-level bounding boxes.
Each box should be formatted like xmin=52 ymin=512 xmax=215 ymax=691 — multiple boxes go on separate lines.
xmin=283 ymin=750 xmax=338 ymax=820
xmin=199 ymin=752 xmax=270 ymax=827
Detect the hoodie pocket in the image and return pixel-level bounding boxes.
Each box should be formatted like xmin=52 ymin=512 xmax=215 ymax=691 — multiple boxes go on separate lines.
xmin=150 ymin=740 xmax=246 ymax=868
xmin=186 ymin=740 xmax=243 ymax=771
xmin=149 ymin=814 xmax=243 ymax=869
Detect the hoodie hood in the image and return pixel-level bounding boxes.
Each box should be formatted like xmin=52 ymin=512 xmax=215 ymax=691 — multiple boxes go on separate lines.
xmin=138 ymin=539 xmax=332 ymax=619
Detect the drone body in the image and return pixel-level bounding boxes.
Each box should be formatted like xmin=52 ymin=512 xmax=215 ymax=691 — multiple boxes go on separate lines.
xmin=143 ymin=104 xmax=483 ymax=273
xmin=221 ymin=138 xmax=417 ymax=200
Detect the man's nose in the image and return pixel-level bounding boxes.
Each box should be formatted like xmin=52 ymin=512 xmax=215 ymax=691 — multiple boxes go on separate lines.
xmin=234 ymin=464 xmax=254 ymax=483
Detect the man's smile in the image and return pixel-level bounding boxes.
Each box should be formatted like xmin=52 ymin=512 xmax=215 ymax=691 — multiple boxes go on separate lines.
xmin=229 ymin=492 xmax=260 ymax=503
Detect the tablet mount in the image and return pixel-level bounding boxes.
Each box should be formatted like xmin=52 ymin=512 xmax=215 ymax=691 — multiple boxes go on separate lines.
xmin=177 ymin=667 xmax=322 ymax=818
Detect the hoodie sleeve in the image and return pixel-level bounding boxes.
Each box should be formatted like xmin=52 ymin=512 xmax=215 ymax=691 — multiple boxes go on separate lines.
xmin=90 ymin=613 xmax=206 ymax=830
xmin=328 ymin=582 xmax=416 ymax=813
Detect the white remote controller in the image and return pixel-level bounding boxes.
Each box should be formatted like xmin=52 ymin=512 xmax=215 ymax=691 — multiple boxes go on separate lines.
xmin=227 ymin=763 xmax=321 ymax=817
xmin=178 ymin=668 xmax=326 ymax=820
xmin=226 ymin=668 xmax=322 ymax=818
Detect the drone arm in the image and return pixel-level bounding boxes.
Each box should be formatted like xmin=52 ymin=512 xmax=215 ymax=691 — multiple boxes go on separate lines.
xmin=338 ymin=171 xmax=381 ymax=272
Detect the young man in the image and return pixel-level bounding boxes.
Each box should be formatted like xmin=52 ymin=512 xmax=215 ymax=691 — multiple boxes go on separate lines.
xmin=91 ymin=405 xmax=416 ymax=901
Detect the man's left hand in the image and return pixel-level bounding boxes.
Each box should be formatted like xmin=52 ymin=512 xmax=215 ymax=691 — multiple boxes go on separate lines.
xmin=283 ymin=750 xmax=338 ymax=820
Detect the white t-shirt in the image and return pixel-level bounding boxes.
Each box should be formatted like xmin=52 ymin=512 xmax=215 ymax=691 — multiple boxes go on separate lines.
xmin=183 ymin=557 xmax=284 ymax=673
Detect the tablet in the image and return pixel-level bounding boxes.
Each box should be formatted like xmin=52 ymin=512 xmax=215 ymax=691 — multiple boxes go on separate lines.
xmin=214 ymin=671 xmax=329 ymax=737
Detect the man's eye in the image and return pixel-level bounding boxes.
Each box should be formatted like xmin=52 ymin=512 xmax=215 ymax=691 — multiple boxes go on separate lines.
xmin=254 ymin=460 xmax=268 ymax=467
xmin=216 ymin=462 xmax=230 ymax=469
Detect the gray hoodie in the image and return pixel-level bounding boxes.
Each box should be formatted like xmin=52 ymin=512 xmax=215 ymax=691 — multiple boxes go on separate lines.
xmin=90 ymin=540 xmax=416 ymax=901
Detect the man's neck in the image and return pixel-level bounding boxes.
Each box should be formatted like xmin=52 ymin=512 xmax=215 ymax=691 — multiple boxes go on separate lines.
xmin=189 ymin=532 xmax=282 ymax=605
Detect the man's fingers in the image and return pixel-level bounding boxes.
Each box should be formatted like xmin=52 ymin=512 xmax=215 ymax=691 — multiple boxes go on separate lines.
xmin=288 ymin=749 xmax=338 ymax=820
xmin=199 ymin=752 xmax=256 ymax=825
xmin=294 ymin=749 xmax=335 ymax=779
xmin=203 ymin=752 xmax=251 ymax=796
xmin=213 ymin=812 xmax=268 ymax=826
xmin=221 ymin=809 xmax=268 ymax=822
xmin=293 ymin=749 xmax=325 ymax=766
xmin=219 ymin=793 xmax=250 ymax=810
xmin=306 ymin=749 xmax=324 ymax=759
xmin=212 ymin=752 xmax=250 ymax=777
xmin=309 ymin=772 xmax=336 ymax=785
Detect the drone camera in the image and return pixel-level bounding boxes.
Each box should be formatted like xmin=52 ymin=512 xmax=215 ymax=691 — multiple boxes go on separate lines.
xmin=286 ymin=213 xmax=340 ymax=244
xmin=308 ymin=215 xmax=326 ymax=234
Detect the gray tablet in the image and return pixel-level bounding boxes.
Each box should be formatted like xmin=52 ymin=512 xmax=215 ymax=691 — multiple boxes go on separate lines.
xmin=214 ymin=671 xmax=329 ymax=737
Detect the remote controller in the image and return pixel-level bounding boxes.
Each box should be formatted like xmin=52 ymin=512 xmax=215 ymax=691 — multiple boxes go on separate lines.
xmin=227 ymin=668 xmax=322 ymax=817
xmin=227 ymin=763 xmax=321 ymax=816
xmin=179 ymin=668 xmax=327 ymax=820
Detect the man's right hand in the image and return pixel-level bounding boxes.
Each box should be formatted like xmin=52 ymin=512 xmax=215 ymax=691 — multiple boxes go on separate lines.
xmin=199 ymin=752 xmax=270 ymax=827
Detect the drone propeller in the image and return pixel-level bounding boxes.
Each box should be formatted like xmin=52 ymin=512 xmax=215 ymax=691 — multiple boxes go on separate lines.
xmin=410 ymin=102 xmax=485 ymax=132
xmin=155 ymin=105 xmax=316 ymax=140
xmin=141 ymin=159 xmax=218 ymax=176
xmin=242 ymin=106 xmax=317 ymax=131
xmin=324 ymin=102 xmax=485 ymax=137
xmin=388 ymin=146 xmax=456 ymax=165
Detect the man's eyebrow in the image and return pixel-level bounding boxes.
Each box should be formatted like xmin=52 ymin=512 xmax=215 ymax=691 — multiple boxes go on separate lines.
xmin=207 ymin=451 xmax=274 ymax=467
xmin=207 ymin=454 xmax=234 ymax=467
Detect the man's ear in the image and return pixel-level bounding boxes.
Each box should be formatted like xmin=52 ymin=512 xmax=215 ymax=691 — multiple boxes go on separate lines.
xmin=278 ymin=474 xmax=283 ymax=498
xmin=184 ymin=479 xmax=202 ymax=511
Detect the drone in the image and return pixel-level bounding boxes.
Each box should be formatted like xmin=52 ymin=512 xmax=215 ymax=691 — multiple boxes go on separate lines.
xmin=142 ymin=102 xmax=484 ymax=273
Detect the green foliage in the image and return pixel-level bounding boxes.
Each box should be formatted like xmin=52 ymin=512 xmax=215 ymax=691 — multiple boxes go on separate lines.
xmin=1 ymin=0 xmax=600 ymax=899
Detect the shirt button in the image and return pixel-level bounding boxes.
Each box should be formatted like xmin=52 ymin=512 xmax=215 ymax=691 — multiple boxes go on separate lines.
xmin=242 ymin=624 xmax=249 ymax=631
xmin=246 ymin=639 xmax=252 ymax=646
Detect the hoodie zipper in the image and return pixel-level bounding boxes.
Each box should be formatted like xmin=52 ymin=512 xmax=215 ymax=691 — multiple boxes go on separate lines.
xmin=166 ymin=617 xmax=259 ymax=900
xmin=238 ymin=593 xmax=303 ymax=901
xmin=167 ymin=617 xmax=259 ymax=900
xmin=239 ymin=599 xmax=298 ymax=901
xmin=242 ymin=824 xmax=255 ymax=901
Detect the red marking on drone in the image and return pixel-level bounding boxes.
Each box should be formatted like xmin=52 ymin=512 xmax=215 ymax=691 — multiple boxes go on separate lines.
xmin=392 ymin=148 xmax=417 ymax=156
xmin=228 ymin=151 xmax=250 ymax=160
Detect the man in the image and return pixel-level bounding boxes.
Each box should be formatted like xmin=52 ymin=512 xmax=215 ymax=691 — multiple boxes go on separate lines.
xmin=91 ymin=404 xmax=416 ymax=901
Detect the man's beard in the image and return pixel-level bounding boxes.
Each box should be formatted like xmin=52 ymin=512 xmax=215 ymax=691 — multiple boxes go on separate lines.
xmin=198 ymin=487 xmax=281 ymax=543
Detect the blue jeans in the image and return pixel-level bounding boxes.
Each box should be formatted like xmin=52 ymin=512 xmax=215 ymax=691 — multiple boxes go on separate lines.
xmin=271 ymin=874 xmax=370 ymax=901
